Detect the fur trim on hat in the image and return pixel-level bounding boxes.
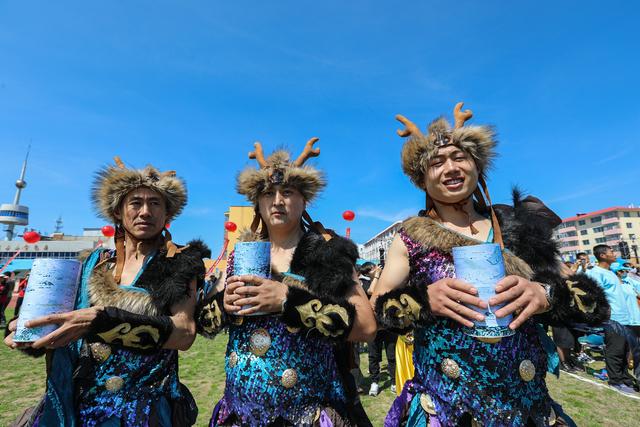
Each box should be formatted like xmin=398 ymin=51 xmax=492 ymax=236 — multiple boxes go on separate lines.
xmin=236 ymin=148 xmax=325 ymax=204
xmin=399 ymin=106 xmax=497 ymax=190
xmin=91 ymin=162 xmax=187 ymax=223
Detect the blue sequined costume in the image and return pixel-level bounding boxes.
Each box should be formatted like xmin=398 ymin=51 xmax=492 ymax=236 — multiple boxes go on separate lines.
xmin=29 ymin=249 xmax=197 ymax=427
xmin=383 ymin=214 xmax=570 ymax=427
xmin=209 ymin=251 xmax=352 ymax=427
xmin=386 ymin=230 xmax=549 ymax=426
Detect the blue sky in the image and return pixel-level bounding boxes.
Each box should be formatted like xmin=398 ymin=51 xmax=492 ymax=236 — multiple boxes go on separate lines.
xmin=1 ymin=1 xmax=639 ymax=251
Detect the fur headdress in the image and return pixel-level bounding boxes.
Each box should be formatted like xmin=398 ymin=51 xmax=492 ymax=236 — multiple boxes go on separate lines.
xmin=397 ymin=102 xmax=497 ymax=190
xmin=91 ymin=157 xmax=189 ymax=284
xmin=92 ymin=156 xmax=187 ymax=224
xmin=236 ymin=138 xmax=325 ymax=205
xmin=396 ymin=102 xmax=503 ymax=247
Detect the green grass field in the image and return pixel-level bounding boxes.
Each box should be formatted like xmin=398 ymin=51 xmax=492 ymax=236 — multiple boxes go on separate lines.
xmin=1 ymin=328 xmax=638 ymax=426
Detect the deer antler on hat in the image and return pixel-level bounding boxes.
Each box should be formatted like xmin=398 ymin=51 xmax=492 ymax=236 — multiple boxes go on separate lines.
xmin=397 ymin=101 xmax=497 ymax=190
xmin=237 ymin=137 xmax=326 ymax=204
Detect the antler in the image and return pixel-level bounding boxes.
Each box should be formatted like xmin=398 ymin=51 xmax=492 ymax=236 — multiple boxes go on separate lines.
xmin=293 ymin=137 xmax=320 ymax=166
xmin=453 ymin=102 xmax=473 ymax=128
xmin=248 ymin=142 xmax=268 ymax=168
xmin=395 ymin=115 xmax=425 ymax=139
xmin=113 ymin=156 xmax=126 ymax=169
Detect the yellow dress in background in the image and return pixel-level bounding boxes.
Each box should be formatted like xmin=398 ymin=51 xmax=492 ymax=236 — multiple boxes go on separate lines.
xmin=395 ymin=333 xmax=415 ymax=396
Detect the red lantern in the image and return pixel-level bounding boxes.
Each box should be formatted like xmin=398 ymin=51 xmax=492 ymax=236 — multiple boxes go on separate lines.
xmin=224 ymin=221 xmax=237 ymax=232
xmin=101 ymin=225 xmax=115 ymax=237
xmin=23 ymin=231 xmax=41 ymax=244
xmin=342 ymin=210 xmax=355 ymax=221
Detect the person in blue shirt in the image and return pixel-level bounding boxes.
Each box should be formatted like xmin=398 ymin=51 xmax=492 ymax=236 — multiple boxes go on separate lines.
xmin=611 ymin=261 xmax=640 ymax=385
xmin=617 ymin=258 xmax=640 ymax=295
xmin=586 ymin=245 xmax=639 ymax=394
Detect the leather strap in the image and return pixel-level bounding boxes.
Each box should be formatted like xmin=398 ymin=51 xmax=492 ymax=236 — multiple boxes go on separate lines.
xmin=113 ymin=225 xmax=126 ymax=284
xmin=478 ymin=176 xmax=504 ymax=249
xmin=163 ymin=228 xmax=178 ymax=258
xmin=424 ymin=177 xmax=504 ymax=249
xmin=302 ymin=211 xmax=332 ymax=241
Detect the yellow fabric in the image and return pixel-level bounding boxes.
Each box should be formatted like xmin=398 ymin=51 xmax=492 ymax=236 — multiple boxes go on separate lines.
xmin=395 ymin=334 xmax=415 ymax=396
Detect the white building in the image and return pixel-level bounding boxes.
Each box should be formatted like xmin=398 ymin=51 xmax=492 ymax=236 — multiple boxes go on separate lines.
xmin=0 ymin=228 xmax=115 ymax=273
xmin=359 ymin=221 xmax=402 ymax=264
xmin=553 ymin=206 xmax=640 ymax=262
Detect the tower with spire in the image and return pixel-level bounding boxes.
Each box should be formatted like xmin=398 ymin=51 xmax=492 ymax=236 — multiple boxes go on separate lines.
xmin=54 ymin=216 xmax=63 ymax=234
xmin=0 ymin=147 xmax=31 ymax=240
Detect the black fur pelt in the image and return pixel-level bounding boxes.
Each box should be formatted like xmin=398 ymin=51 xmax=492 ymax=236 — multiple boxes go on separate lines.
xmin=374 ymin=282 xmax=432 ymax=334
xmin=534 ymin=270 xmax=610 ymax=326
xmin=136 ymin=239 xmax=210 ymax=314
xmin=494 ymin=188 xmax=563 ymax=276
xmin=495 ymin=188 xmax=609 ymax=326
xmin=289 ymin=231 xmax=359 ymax=299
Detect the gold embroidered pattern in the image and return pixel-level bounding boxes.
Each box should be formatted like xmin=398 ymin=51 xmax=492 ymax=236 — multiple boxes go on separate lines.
xmin=566 ymin=280 xmax=596 ymax=313
xmin=201 ymin=300 xmax=224 ymax=334
xmin=295 ymin=299 xmax=349 ymax=337
xmin=96 ymin=323 xmax=160 ymax=349
xmin=383 ymin=293 xmax=422 ymax=328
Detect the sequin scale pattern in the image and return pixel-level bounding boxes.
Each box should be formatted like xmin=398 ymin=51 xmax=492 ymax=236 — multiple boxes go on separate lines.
xmin=393 ymin=229 xmax=551 ymax=427
xmin=211 ymin=251 xmax=349 ymax=426
xmin=77 ymin=345 xmax=190 ymax=426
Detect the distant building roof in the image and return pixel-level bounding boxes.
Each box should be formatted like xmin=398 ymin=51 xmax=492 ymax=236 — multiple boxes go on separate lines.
xmin=562 ymin=206 xmax=640 ymax=223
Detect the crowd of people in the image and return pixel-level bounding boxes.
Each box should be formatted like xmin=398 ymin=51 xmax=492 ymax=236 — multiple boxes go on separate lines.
xmin=0 ymin=271 xmax=28 ymax=327
xmin=1 ymin=102 xmax=619 ymax=426
xmin=555 ymin=250 xmax=640 ymax=394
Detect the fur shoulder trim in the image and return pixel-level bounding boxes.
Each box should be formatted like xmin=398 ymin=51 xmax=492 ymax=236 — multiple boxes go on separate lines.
xmin=90 ymin=240 xmax=209 ymax=315
xmin=89 ymin=266 xmax=159 ymax=316
xmin=401 ymin=215 xmax=533 ymax=279
xmin=136 ymin=240 xmax=209 ymax=312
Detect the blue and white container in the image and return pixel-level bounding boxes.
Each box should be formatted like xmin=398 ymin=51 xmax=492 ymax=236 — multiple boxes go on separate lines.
xmin=452 ymin=243 xmax=514 ymax=341
xmin=234 ymin=241 xmax=271 ymax=316
xmin=14 ymin=259 xmax=82 ymax=342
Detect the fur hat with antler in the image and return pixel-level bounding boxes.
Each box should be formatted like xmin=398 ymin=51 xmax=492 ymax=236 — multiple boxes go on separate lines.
xmin=396 ymin=102 xmax=497 ymax=190
xmin=236 ymin=138 xmax=326 ymax=204
xmin=92 ymin=156 xmax=188 ymax=224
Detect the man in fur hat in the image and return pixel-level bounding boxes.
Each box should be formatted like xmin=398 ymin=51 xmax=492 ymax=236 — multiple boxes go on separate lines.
xmin=372 ymin=103 xmax=610 ymax=426
xmin=197 ymin=138 xmax=376 ymax=426
xmin=4 ymin=157 xmax=209 ymax=426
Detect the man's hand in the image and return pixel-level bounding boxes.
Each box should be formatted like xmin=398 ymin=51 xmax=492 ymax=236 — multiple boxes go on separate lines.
xmin=428 ymin=278 xmax=487 ymax=327
xmin=226 ymin=275 xmax=288 ymax=316
xmin=26 ymin=307 xmax=102 ymax=349
xmin=491 ymin=276 xmax=550 ymax=329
